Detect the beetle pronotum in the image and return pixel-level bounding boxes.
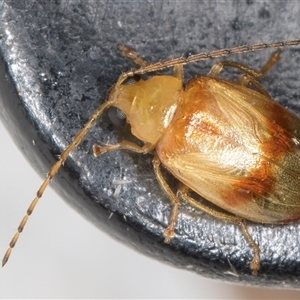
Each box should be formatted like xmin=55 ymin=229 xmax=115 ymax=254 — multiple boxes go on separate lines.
xmin=2 ymin=39 xmax=300 ymax=275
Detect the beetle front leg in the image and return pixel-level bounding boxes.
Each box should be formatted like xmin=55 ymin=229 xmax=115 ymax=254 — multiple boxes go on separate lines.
xmin=178 ymin=184 xmax=261 ymax=275
xmin=93 ymin=141 xmax=154 ymax=156
xmin=117 ymin=44 xmax=147 ymax=67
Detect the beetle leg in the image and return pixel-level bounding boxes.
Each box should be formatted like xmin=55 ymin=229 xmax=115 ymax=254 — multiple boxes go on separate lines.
xmin=208 ymin=61 xmax=262 ymax=78
xmin=208 ymin=49 xmax=282 ymax=98
xmin=237 ymin=49 xmax=282 ymax=97
xmin=173 ymin=64 xmax=184 ymax=82
xmin=259 ymin=48 xmax=282 ymax=76
xmin=208 ymin=49 xmax=282 ymax=79
xmin=93 ymin=141 xmax=154 ymax=156
xmin=117 ymin=44 xmax=147 ymax=67
xmin=117 ymin=44 xmax=185 ymax=82
xmin=237 ymin=74 xmax=272 ymax=97
xmin=152 ymin=156 xmax=181 ymax=243
xmin=177 ymin=185 xmax=261 ymax=275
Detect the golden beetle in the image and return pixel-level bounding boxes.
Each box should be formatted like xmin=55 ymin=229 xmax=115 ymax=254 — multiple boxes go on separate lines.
xmin=3 ymin=39 xmax=300 ymax=275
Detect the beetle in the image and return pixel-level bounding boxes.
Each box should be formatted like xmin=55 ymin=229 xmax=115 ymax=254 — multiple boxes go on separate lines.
xmin=2 ymin=39 xmax=300 ymax=275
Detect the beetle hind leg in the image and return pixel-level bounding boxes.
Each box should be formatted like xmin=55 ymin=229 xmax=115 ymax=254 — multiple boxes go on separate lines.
xmin=150 ymin=158 xmax=260 ymax=274
xmin=178 ymin=185 xmax=261 ymax=275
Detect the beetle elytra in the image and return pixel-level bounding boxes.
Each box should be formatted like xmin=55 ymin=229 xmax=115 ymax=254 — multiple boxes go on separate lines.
xmin=2 ymin=39 xmax=300 ymax=275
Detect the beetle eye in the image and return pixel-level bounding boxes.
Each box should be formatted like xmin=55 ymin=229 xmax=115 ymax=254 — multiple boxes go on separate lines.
xmin=108 ymin=106 xmax=127 ymax=127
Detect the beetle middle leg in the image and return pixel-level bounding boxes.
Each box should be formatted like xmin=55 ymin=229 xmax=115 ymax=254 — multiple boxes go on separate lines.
xmin=152 ymin=156 xmax=181 ymax=243
xmin=95 ymin=147 xmax=182 ymax=243
xmin=177 ymin=184 xmax=260 ymax=275
xmin=208 ymin=49 xmax=282 ymax=79
xmin=95 ymin=148 xmax=181 ymax=243
xmin=208 ymin=49 xmax=282 ymax=97
xmin=236 ymin=49 xmax=281 ymax=86
xmin=237 ymin=49 xmax=281 ymax=96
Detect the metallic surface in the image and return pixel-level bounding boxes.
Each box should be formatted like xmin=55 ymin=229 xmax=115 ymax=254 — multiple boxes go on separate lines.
xmin=0 ymin=0 xmax=300 ymax=289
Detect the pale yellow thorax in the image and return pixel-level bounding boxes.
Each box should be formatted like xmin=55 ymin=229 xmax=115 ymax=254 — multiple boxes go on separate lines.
xmin=110 ymin=76 xmax=182 ymax=145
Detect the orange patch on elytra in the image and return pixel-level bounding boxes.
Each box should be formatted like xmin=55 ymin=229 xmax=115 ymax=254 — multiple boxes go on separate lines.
xmin=222 ymin=159 xmax=275 ymax=207
xmin=222 ymin=110 xmax=295 ymax=208
xmin=221 ymin=188 xmax=252 ymax=207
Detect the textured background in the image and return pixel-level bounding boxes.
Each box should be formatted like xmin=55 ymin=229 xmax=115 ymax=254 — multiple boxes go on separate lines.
xmin=1 ymin=0 xmax=300 ymax=298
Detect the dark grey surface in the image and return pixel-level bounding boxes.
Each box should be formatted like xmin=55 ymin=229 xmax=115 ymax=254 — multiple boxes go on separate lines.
xmin=0 ymin=0 xmax=300 ymax=288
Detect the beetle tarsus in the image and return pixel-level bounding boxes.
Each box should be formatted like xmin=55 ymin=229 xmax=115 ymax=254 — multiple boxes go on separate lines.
xmin=163 ymin=226 xmax=175 ymax=244
xmin=93 ymin=144 xmax=109 ymax=156
xmin=250 ymin=250 xmax=261 ymax=276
